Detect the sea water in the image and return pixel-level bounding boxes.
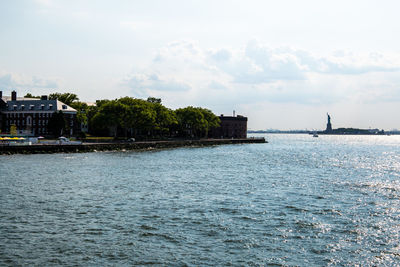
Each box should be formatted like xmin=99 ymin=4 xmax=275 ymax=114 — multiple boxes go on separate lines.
xmin=1 ymin=134 xmax=400 ymax=266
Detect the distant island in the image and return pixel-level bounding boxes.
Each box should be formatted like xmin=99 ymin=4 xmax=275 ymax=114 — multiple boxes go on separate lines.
xmin=318 ymin=113 xmax=387 ymax=135
xmin=248 ymin=129 xmax=309 ymax=134
xmin=248 ymin=113 xmax=400 ymax=135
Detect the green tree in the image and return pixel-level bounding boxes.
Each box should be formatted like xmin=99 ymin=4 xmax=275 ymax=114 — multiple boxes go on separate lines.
xmin=197 ymin=107 xmax=220 ymax=137
xmin=49 ymin=92 xmax=79 ymax=105
xmin=152 ymin=102 xmax=177 ymax=136
xmin=82 ymin=95 xmax=218 ymax=139
xmin=24 ymin=93 xmax=40 ymax=99
xmin=118 ymin=97 xmax=156 ymax=137
xmin=175 ymin=106 xmax=207 ymax=138
xmin=175 ymin=107 xmax=220 ymax=138
xmin=69 ymin=101 xmax=89 ymax=126
xmin=86 ymin=105 xmax=100 ymax=134
xmin=90 ymin=100 xmax=127 ymax=137
xmin=95 ymin=99 xmax=111 ymax=108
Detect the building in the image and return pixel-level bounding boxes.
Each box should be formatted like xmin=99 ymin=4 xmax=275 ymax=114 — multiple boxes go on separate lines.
xmin=210 ymin=114 xmax=248 ymax=139
xmin=0 ymin=90 xmax=78 ymax=136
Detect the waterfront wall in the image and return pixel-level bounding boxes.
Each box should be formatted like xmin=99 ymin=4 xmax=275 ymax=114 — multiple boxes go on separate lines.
xmin=0 ymin=138 xmax=266 ymax=155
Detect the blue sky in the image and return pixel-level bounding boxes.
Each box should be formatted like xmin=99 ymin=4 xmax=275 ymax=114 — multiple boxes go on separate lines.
xmin=1 ymin=0 xmax=400 ymax=130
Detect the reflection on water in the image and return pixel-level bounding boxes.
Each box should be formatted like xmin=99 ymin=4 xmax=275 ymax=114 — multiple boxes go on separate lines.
xmin=1 ymin=134 xmax=400 ymax=265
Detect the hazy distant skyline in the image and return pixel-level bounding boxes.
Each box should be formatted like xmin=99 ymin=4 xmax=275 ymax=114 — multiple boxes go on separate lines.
xmin=1 ymin=0 xmax=400 ymax=130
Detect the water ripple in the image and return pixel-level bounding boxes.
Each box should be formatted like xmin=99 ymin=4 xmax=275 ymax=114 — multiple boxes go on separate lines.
xmin=1 ymin=134 xmax=400 ymax=265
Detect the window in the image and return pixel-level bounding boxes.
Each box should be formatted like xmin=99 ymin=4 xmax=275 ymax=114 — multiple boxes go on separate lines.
xmin=49 ymin=104 xmax=53 ymax=110
xmin=30 ymin=105 xmax=34 ymax=110
xmin=62 ymin=105 xmax=67 ymax=109
xmin=41 ymin=104 xmax=45 ymax=110
xmin=21 ymin=105 xmax=25 ymax=110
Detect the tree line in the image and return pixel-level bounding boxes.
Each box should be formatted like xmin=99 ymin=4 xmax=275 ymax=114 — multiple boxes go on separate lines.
xmin=25 ymin=93 xmax=221 ymax=139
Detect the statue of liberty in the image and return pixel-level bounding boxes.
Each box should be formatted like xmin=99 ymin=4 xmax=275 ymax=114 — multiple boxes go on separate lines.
xmin=326 ymin=113 xmax=332 ymax=132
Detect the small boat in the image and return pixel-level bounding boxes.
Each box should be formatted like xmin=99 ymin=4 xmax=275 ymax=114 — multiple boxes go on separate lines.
xmin=313 ymin=132 xmax=318 ymax=137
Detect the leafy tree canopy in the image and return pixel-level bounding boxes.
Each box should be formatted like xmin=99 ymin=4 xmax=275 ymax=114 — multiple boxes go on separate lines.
xmin=69 ymin=101 xmax=89 ymax=124
xmin=49 ymin=92 xmax=79 ymax=105
xmin=24 ymin=93 xmax=40 ymax=99
xmin=95 ymin=99 xmax=111 ymax=108
xmin=30 ymin=91 xmax=220 ymax=139
xmin=175 ymin=106 xmax=220 ymax=137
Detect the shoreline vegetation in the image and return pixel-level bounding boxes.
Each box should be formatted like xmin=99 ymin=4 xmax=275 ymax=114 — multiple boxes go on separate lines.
xmin=0 ymin=138 xmax=266 ymax=155
xmin=21 ymin=93 xmax=222 ymax=139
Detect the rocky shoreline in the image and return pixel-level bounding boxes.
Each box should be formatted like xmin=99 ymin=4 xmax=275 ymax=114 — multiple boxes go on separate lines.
xmin=0 ymin=138 xmax=266 ymax=155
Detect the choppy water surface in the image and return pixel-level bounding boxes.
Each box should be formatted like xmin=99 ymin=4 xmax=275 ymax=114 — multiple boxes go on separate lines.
xmin=1 ymin=134 xmax=400 ymax=266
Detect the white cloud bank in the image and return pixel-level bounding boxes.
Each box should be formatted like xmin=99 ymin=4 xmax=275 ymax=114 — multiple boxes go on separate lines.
xmin=120 ymin=40 xmax=400 ymax=129
xmin=123 ymin=40 xmax=400 ymax=103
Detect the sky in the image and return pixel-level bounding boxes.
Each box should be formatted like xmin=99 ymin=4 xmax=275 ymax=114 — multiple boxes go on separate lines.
xmin=0 ymin=0 xmax=399 ymax=130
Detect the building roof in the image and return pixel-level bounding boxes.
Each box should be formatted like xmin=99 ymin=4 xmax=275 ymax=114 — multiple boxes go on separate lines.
xmin=219 ymin=115 xmax=248 ymax=121
xmin=0 ymin=97 xmax=77 ymax=113
xmin=1 ymin=96 xmax=38 ymax=101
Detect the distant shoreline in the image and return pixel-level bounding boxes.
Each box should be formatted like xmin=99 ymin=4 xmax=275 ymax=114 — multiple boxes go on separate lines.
xmin=248 ymin=131 xmax=400 ymax=135
xmin=0 ymin=138 xmax=266 ymax=155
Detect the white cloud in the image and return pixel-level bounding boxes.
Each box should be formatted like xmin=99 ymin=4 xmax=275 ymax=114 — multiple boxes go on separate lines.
xmin=123 ymin=40 xmax=400 ymax=108
xmin=208 ymin=81 xmax=229 ymax=90
xmin=209 ymin=48 xmax=232 ymax=62
xmin=0 ymin=72 xmax=59 ymax=93
xmin=0 ymin=74 xmax=14 ymax=89
xmin=123 ymin=72 xmax=191 ymax=97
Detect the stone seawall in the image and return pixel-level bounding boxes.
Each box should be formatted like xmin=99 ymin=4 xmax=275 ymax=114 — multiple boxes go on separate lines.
xmin=0 ymin=138 xmax=266 ymax=155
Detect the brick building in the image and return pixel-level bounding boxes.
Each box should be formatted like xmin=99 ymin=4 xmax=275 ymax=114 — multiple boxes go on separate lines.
xmin=0 ymin=91 xmax=78 ymax=136
xmin=210 ymin=114 xmax=248 ymax=139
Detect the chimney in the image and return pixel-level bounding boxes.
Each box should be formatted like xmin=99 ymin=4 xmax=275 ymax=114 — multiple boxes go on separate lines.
xmin=11 ymin=90 xmax=17 ymax=101
xmin=233 ymin=110 xmax=236 ymax=117
xmin=41 ymin=95 xmax=48 ymax=100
